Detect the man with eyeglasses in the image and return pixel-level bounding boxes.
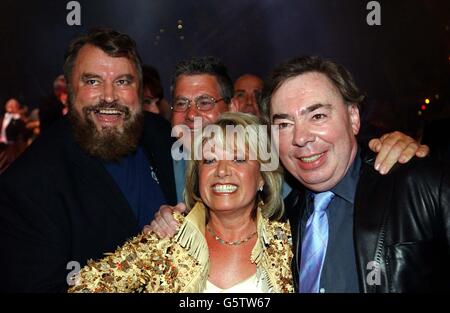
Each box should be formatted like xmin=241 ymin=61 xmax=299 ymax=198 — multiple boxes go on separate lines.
xmin=171 ymin=58 xmax=231 ymax=136
xmin=168 ymin=57 xmax=233 ymax=205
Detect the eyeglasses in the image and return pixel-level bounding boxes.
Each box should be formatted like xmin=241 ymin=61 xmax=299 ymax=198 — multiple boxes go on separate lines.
xmin=171 ymin=95 xmax=224 ymax=112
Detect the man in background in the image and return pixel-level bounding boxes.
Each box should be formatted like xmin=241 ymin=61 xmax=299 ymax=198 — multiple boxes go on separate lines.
xmin=39 ymin=74 xmax=68 ymax=132
xmin=232 ymin=73 xmax=264 ymax=116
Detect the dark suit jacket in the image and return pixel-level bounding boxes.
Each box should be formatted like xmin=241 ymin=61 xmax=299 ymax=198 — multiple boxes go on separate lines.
xmin=285 ymin=157 xmax=450 ymax=292
xmin=0 ymin=115 xmax=27 ymax=143
xmin=0 ymin=112 xmax=177 ymax=292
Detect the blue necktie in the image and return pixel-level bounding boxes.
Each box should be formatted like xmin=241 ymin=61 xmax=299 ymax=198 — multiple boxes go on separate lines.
xmin=299 ymin=191 xmax=335 ymax=293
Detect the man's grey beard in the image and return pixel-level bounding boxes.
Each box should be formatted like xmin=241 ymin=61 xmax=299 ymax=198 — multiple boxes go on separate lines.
xmin=68 ymin=101 xmax=144 ymax=162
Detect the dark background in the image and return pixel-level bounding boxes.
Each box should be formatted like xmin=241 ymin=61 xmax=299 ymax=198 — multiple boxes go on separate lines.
xmin=0 ymin=0 xmax=449 ymax=137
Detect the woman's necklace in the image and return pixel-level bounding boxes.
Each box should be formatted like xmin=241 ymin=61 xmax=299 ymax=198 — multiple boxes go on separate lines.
xmin=206 ymin=224 xmax=257 ymax=246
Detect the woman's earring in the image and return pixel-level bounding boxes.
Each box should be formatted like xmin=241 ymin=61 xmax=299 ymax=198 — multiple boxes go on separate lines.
xmin=259 ymin=185 xmax=263 ymax=192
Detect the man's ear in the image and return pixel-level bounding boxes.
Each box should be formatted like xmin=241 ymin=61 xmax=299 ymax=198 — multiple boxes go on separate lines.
xmin=229 ymin=97 xmax=239 ymax=112
xmin=348 ymin=104 xmax=360 ymax=136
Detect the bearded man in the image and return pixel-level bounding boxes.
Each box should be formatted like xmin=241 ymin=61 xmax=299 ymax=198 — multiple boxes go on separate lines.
xmin=0 ymin=28 xmax=176 ymax=292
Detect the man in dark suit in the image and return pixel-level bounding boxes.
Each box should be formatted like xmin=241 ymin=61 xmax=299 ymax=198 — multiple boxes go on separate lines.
xmin=0 ymin=98 xmax=28 ymax=173
xmin=267 ymin=56 xmax=449 ymax=292
xmin=0 ymin=28 xmax=177 ymax=292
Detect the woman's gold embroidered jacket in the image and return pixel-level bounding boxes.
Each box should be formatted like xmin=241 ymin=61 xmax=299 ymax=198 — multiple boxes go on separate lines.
xmin=68 ymin=202 xmax=293 ymax=293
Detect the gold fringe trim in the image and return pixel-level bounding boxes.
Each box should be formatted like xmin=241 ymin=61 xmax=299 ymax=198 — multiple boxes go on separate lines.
xmin=174 ymin=202 xmax=209 ymax=266
xmin=251 ymin=205 xmax=294 ymax=293
xmin=173 ymin=202 xmax=210 ymax=292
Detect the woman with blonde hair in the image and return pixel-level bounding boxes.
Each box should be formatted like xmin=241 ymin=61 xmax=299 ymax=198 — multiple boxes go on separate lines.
xmin=69 ymin=112 xmax=293 ymax=293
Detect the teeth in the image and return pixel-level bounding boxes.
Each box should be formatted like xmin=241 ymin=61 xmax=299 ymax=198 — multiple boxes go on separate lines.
xmin=212 ymin=184 xmax=237 ymax=193
xmin=97 ymin=109 xmax=122 ymax=115
xmin=300 ymin=152 xmax=324 ymax=163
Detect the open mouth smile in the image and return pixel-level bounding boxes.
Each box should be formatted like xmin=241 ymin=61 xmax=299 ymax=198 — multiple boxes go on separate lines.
xmin=211 ymin=184 xmax=238 ymax=194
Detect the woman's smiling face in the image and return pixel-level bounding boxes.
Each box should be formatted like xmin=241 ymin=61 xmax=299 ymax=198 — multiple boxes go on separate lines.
xmin=199 ymin=144 xmax=263 ymax=214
